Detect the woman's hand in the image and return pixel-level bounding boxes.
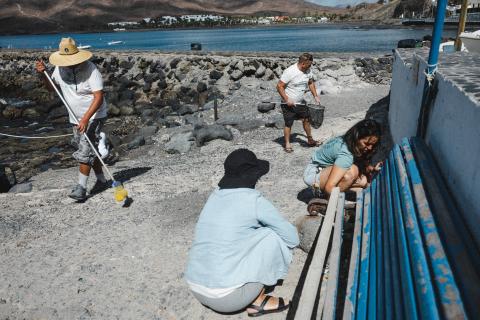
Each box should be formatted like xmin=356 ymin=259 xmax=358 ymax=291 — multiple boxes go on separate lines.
xmin=365 ymin=161 xmax=383 ymax=182
xmin=373 ymin=161 xmax=383 ymax=172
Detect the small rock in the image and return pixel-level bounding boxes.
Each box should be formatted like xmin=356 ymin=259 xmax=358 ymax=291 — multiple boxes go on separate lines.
xmin=184 ymin=114 xmax=205 ymax=127
xmin=127 ymin=136 xmax=145 ymax=150
xmin=264 ymin=68 xmax=274 ymax=80
xmin=296 ymin=215 xmax=324 ymax=253
xmin=8 ymin=182 xmax=33 ymax=194
xmin=257 ymin=102 xmax=276 ymax=113
xmin=230 ymin=70 xmax=243 ymax=81
xmin=209 ymin=70 xmax=223 ymax=80
xmin=164 ymin=132 xmax=194 ymax=154
xmin=193 ymin=124 xmax=233 ymax=147
xmin=22 ymin=108 xmax=40 ymax=118
xmin=48 ymin=147 xmax=62 ymax=153
xmin=160 ymin=134 xmax=170 ymax=143
xmin=170 ymin=58 xmax=181 ymax=69
xmin=215 ymin=115 xmax=245 ymax=126
xmin=120 ymin=106 xmax=135 ymax=116
xmin=264 ymin=114 xmax=285 ymax=129
xmin=197 ymin=81 xmax=208 ymax=93
xmin=138 ymin=125 xmax=159 ymax=138
xmin=255 ymin=65 xmax=266 ymax=78
xmin=108 ymin=105 xmax=121 ymax=116
xmin=177 ymin=105 xmax=195 ymax=116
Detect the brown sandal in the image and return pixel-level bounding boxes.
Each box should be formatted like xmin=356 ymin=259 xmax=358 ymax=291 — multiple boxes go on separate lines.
xmin=284 ymin=146 xmax=294 ymax=153
xmin=307 ymin=136 xmax=320 ymax=147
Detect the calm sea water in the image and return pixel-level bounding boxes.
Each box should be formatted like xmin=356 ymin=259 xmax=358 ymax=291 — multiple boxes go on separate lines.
xmin=0 ymin=25 xmax=458 ymax=53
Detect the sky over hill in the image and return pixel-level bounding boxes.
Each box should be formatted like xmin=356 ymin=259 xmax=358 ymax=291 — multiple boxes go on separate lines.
xmin=307 ymin=0 xmax=377 ymax=7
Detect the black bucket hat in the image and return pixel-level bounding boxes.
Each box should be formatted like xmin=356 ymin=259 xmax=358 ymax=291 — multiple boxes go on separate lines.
xmin=218 ymin=149 xmax=270 ymax=189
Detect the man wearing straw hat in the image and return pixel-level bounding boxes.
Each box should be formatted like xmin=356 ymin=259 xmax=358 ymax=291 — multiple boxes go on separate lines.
xmin=36 ymin=37 xmax=108 ymax=202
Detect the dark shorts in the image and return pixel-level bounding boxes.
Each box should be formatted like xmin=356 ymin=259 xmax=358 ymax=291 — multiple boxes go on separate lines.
xmin=281 ymin=103 xmax=310 ymax=127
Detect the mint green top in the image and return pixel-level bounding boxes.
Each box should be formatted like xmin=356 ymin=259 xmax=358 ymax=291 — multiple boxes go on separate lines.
xmin=311 ymin=136 xmax=354 ymax=169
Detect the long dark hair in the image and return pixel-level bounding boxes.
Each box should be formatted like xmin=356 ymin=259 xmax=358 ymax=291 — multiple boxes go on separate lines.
xmin=343 ymin=119 xmax=381 ymax=159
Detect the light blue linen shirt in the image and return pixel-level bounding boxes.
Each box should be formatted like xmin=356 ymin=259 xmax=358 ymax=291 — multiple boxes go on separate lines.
xmin=311 ymin=136 xmax=354 ymax=169
xmin=185 ymin=188 xmax=299 ymax=288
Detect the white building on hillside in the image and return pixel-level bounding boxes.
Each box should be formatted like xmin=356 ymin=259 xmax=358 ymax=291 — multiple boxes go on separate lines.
xmin=107 ymin=21 xmax=139 ymax=27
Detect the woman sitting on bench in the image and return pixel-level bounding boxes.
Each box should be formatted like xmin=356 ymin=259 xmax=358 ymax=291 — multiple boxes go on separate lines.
xmin=303 ymin=119 xmax=382 ymax=195
xmin=185 ymin=149 xmax=299 ymax=317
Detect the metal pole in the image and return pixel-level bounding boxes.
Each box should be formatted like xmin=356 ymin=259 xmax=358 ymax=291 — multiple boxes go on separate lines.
xmin=455 ymin=0 xmax=469 ymax=51
xmin=427 ymin=0 xmax=449 ymax=76
xmin=213 ymin=93 xmax=218 ymax=121
xmin=417 ymin=0 xmax=448 ymax=138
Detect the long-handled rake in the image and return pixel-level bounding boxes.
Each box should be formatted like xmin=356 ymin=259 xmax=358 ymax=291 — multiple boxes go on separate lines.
xmin=43 ymin=70 xmax=128 ymax=203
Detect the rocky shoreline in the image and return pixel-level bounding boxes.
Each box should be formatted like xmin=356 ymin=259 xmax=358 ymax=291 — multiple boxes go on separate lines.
xmin=0 ymin=50 xmax=392 ymax=191
xmin=0 ymin=49 xmax=393 ymax=319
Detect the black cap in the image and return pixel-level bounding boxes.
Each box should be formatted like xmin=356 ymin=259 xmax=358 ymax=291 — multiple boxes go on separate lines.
xmin=218 ymin=149 xmax=270 ymax=189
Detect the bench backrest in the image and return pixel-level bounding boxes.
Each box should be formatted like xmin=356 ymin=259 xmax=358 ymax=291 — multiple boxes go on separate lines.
xmin=343 ymin=137 xmax=480 ymax=319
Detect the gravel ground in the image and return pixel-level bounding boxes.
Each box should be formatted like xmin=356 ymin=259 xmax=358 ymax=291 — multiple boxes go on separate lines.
xmin=0 ymin=79 xmax=390 ymax=319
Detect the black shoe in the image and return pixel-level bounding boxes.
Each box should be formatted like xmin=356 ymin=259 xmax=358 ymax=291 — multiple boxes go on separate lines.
xmin=69 ymin=184 xmax=87 ymax=201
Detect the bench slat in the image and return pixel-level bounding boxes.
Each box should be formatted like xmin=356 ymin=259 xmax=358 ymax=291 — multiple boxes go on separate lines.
xmin=294 ymin=187 xmax=340 ymax=320
xmin=411 ymin=138 xmax=480 ymax=318
xmin=401 ymin=138 xmax=467 ymax=319
xmin=343 ymin=191 xmax=364 ymax=320
xmin=355 ymin=186 xmax=372 ymax=320
xmin=389 ymin=151 xmax=419 ymax=319
xmin=374 ymin=179 xmax=385 ymax=319
xmin=379 ymin=172 xmax=392 ymax=319
xmin=384 ymin=160 xmax=405 ymax=320
xmin=323 ymin=192 xmax=345 ymax=320
xmin=393 ymin=145 xmax=441 ymax=319
xmin=367 ymin=180 xmax=378 ymax=319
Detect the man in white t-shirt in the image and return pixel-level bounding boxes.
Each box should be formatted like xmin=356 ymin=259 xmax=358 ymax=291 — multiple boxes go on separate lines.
xmin=277 ymin=53 xmax=321 ymax=153
xmin=36 ymin=37 xmax=109 ymax=202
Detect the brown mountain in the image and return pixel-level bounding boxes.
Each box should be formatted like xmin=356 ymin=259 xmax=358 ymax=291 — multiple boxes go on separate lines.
xmin=0 ymin=0 xmax=336 ymax=35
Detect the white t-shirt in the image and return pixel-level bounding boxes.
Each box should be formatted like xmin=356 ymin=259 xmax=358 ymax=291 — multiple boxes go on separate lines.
xmin=280 ymin=63 xmax=314 ymax=103
xmin=52 ymin=61 xmax=107 ymax=124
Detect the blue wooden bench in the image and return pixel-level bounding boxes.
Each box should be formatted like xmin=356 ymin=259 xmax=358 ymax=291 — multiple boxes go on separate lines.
xmin=291 ymin=137 xmax=480 ymax=319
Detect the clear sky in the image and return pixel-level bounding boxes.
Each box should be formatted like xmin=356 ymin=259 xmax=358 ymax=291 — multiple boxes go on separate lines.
xmin=307 ymin=0 xmax=378 ymax=7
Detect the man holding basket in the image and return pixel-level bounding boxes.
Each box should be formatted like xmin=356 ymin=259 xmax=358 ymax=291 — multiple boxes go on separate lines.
xmin=276 ymin=52 xmax=321 ymax=153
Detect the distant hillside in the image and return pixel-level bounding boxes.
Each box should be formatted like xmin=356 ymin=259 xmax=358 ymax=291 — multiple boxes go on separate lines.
xmin=348 ymin=0 xmax=402 ymax=21
xmin=0 ymin=0 xmax=337 ymax=35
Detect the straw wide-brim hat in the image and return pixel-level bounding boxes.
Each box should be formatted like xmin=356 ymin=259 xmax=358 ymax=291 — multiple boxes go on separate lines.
xmin=49 ymin=37 xmax=92 ymax=67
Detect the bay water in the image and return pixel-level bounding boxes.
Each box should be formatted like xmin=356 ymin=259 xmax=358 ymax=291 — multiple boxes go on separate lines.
xmin=0 ymin=25 xmax=458 ymax=52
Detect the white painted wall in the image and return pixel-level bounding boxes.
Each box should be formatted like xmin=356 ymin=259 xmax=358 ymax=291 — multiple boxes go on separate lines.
xmin=389 ymin=50 xmax=480 ymax=242
xmin=389 ymin=53 xmax=426 ymax=140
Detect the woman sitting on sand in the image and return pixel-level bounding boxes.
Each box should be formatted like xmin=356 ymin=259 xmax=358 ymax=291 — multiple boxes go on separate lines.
xmin=303 ymin=119 xmax=382 ymax=195
xmin=185 ymin=149 xmax=299 ymax=317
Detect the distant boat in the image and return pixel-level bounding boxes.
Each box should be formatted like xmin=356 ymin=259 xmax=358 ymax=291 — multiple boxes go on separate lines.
xmin=460 ymin=30 xmax=480 ymax=53
xmin=78 ymin=45 xmax=92 ymax=49
xmin=113 ymin=28 xmax=126 ymax=32
xmin=108 ymin=41 xmax=124 ymax=46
